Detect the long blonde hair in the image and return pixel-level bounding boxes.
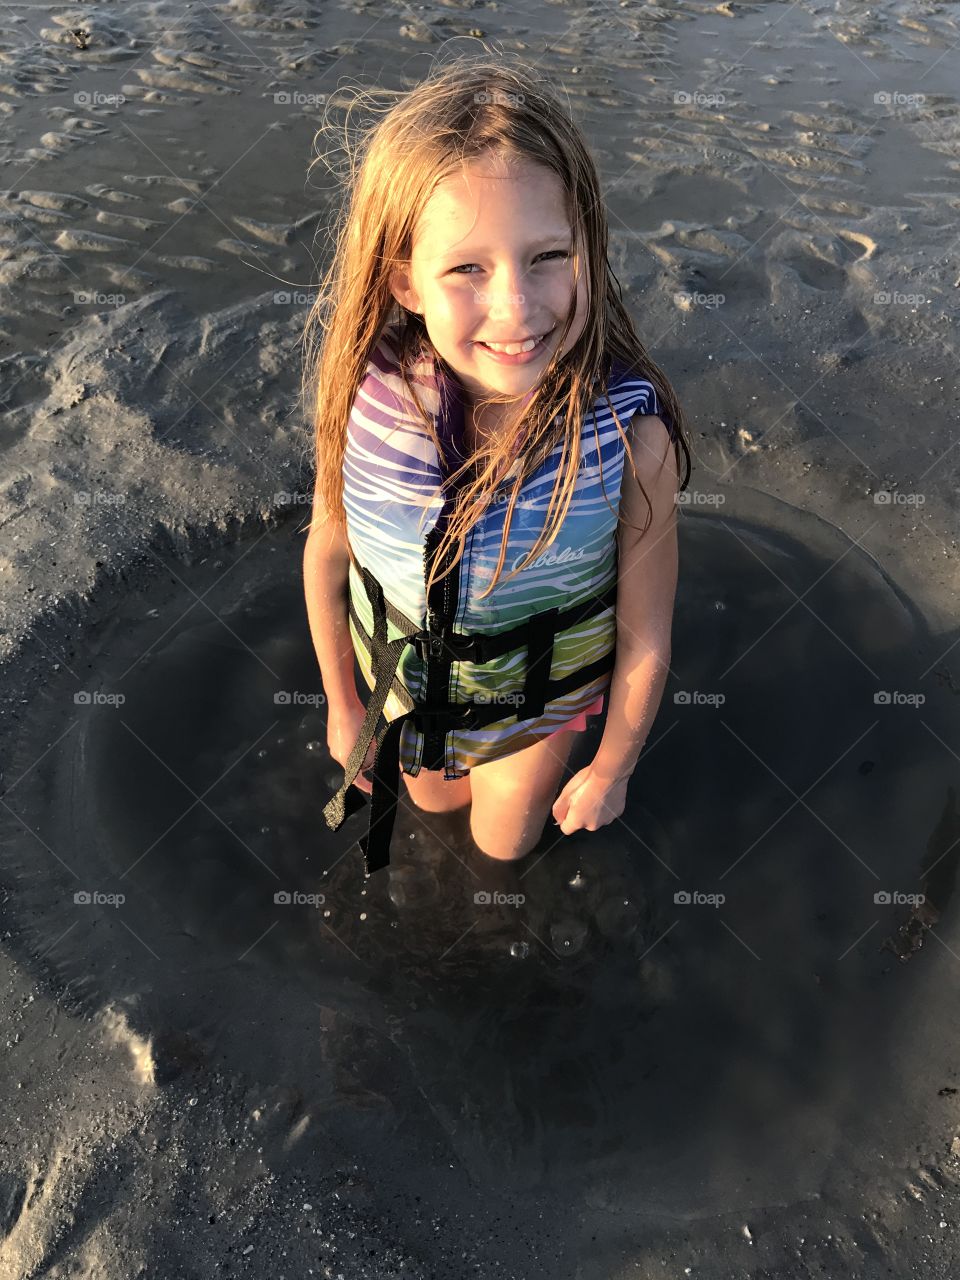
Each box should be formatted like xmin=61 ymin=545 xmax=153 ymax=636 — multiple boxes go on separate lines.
xmin=301 ymin=52 xmax=691 ymax=601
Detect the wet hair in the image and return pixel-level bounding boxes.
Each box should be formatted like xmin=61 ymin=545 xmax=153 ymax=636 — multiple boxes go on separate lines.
xmin=301 ymin=50 xmax=691 ymax=600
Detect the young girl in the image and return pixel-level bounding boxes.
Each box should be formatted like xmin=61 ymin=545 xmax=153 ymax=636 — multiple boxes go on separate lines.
xmin=301 ymin=54 xmax=691 ymax=877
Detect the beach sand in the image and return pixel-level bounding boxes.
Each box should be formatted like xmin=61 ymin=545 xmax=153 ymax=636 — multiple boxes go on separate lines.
xmin=1 ymin=1 xmax=959 ymax=1276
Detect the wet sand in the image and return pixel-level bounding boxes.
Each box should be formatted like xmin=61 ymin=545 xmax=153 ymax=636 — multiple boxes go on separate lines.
xmin=1 ymin=1 xmax=960 ymax=1276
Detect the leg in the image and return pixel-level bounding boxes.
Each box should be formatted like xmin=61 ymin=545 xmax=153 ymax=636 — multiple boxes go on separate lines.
xmin=469 ymin=728 xmax=579 ymax=861
xmin=401 ymin=765 xmax=472 ymax=814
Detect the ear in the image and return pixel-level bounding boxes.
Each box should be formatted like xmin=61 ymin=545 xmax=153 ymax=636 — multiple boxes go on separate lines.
xmin=388 ymin=263 xmax=421 ymax=314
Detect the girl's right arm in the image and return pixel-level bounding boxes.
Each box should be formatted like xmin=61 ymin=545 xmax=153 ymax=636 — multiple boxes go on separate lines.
xmin=302 ymin=502 xmax=376 ymax=793
xmin=302 ymin=505 xmax=361 ymax=715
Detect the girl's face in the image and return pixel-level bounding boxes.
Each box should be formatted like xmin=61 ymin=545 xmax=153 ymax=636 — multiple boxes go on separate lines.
xmin=389 ymin=153 xmax=590 ymax=408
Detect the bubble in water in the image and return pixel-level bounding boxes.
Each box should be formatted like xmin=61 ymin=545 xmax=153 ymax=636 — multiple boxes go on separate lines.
xmin=257 ymin=748 xmax=268 ymax=759
xmin=595 ymin=895 xmax=640 ymax=940
xmin=510 ymin=940 xmax=530 ymax=959
xmin=568 ymin=870 xmax=588 ymax=893
xmin=305 ymin=740 xmax=322 ymax=753
xmin=550 ymin=918 xmax=588 ymax=956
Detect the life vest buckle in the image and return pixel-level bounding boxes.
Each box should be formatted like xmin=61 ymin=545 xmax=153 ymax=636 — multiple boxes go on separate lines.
xmin=412 ymin=700 xmax=480 ymax=732
xmin=412 ymin=627 xmax=483 ymax=664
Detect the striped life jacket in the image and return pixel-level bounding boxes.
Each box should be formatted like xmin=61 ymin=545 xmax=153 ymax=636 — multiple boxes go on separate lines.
xmin=322 ymin=322 xmax=673 ymax=874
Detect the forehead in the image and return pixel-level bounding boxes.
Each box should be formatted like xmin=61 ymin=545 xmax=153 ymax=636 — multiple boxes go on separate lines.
xmin=413 ymin=158 xmax=571 ymax=254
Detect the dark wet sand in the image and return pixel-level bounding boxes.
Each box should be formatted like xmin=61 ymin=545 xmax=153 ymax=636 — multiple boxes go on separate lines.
xmin=1 ymin=0 xmax=960 ymax=1276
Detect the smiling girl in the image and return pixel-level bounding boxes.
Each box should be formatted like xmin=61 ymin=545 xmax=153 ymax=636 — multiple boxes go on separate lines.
xmin=302 ymin=55 xmax=691 ymax=876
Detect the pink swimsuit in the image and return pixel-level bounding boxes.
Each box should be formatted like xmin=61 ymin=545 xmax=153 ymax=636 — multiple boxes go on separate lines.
xmin=549 ymin=692 xmax=605 ymax=735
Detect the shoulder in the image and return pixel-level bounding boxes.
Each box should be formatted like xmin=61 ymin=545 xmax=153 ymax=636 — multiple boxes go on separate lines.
xmin=618 ymin=412 xmax=680 ymax=530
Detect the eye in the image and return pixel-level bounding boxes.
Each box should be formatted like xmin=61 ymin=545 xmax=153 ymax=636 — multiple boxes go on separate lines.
xmin=447 ymin=250 xmax=571 ymax=275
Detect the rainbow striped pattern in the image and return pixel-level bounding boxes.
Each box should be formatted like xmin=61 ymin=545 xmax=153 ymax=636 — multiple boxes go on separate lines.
xmin=341 ymin=323 xmax=670 ymax=776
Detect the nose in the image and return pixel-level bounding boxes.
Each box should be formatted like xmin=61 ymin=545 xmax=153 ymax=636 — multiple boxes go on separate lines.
xmin=476 ymin=262 xmax=538 ymax=328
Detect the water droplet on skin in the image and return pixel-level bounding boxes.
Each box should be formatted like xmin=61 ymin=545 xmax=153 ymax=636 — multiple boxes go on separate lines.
xmin=510 ymin=941 xmax=530 ymax=959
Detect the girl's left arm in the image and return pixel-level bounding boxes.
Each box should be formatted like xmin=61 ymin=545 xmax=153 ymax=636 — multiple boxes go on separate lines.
xmin=553 ymin=414 xmax=680 ymax=835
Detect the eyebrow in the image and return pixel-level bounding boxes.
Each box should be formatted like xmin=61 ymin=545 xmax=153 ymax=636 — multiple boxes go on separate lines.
xmin=434 ymin=234 xmax=572 ymax=260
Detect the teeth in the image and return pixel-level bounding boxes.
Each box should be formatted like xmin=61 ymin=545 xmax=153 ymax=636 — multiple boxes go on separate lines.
xmin=482 ymin=334 xmax=542 ymax=354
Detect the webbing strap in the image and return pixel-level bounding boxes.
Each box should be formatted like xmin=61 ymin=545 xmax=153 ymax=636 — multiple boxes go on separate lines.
xmin=521 ymin=606 xmax=558 ymax=720
xmin=321 ymin=566 xmax=418 ymax=837
xmin=323 ymin=566 xmax=618 ymax=876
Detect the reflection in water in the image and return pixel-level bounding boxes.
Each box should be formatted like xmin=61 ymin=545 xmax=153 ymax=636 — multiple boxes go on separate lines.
xmin=4 ymin=502 xmax=959 ymax=1244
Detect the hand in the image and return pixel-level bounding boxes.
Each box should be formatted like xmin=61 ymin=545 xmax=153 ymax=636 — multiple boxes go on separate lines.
xmin=326 ymin=698 xmax=376 ymax=795
xmin=552 ymin=763 xmax=630 ymax=835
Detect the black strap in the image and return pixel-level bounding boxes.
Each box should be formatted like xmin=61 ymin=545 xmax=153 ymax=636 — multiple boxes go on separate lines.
xmin=521 ymin=606 xmax=557 ymax=720
xmin=325 ymin=567 xmax=618 ymax=876
xmin=321 ymin=566 xmax=419 ymax=841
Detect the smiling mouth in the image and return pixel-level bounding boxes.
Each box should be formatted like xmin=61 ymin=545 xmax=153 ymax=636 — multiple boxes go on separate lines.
xmin=475 ymin=326 xmax=556 ymax=355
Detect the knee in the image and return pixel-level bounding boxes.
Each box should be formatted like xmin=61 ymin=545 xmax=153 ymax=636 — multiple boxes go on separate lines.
xmin=470 ymin=795 xmax=550 ymax=862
